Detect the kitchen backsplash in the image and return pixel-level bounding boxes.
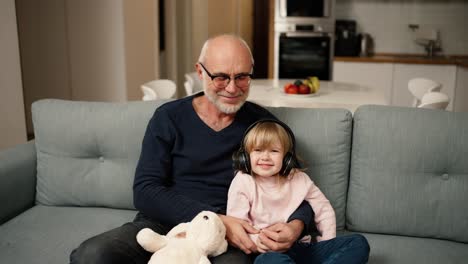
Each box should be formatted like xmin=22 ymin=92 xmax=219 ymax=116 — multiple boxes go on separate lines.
xmin=335 ymin=0 xmax=468 ymax=55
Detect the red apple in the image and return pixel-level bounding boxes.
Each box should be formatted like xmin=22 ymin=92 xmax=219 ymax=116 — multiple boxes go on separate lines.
xmin=298 ymin=84 xmax=311 ymax=94
xmin=284 ymin=83 xmax=294 ymax=93
xmin=286 ymin=85 xmax=299 ymax=94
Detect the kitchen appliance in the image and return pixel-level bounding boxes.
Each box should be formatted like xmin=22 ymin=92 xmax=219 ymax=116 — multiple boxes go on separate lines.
xmin=334 ymin=20 xmax=360 ymax=56
xmin=275 ymin=27 xmax=333 ymax=80
xmin=275 ymin=0 xmax=333 ymax=23
xmin=359 ymin=33 xmax=373 ymax=57
xmin=273 ymin=0 xmax=335 ymax=81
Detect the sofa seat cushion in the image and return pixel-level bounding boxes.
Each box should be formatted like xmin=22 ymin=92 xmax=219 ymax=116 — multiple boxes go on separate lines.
xmin=348 ymin=105 xmax=468 ymax=243
xmin=0 ymin=205 xmax=136 ymax=264
xmin=356 ymin=232 xmax=468 ymax=264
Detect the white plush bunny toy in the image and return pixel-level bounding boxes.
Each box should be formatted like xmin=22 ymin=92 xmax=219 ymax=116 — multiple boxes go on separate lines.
xmin=136 ymin=211 xmax=228 ymax=264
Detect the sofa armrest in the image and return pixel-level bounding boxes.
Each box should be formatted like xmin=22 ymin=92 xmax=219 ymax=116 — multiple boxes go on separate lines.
xmin=0 ymin=141 xmax=37 ymax=224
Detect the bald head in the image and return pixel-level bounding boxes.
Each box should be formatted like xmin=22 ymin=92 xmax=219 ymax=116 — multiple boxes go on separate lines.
xmin=195 ymin=34 xmax=253 ymax=115
xmin=198 ymin=34 xmax=254 ymax=65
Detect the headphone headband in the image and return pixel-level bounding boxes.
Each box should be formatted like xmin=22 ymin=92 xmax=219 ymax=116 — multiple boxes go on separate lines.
xmin=240 ymin=119 xmax=296 ymax=153
xmin=233 ymin=118 xmax=299 ymax=176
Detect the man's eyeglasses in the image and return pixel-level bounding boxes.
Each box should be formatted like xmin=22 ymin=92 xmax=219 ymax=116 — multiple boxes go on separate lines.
xmin=198 ymin=62 xmax=253 ymax=89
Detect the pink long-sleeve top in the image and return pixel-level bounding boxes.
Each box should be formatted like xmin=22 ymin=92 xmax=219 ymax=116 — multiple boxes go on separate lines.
xmin=227 ymin=170 xmax=336 ymax=243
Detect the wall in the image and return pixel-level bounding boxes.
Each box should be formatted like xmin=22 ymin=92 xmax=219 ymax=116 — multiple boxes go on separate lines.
xmin=336 ymin=0 xmax=468 ymax=55
xmin=190 ymin=0 xmax=254 ymax=67
xmin=0 ymin=0 xmax=27 ymax=150
xmin=15 ymin=0 xmax=72 ymax=135
xmin=65 ymin=0 xmax=127 ymax=102
xmin=160 ymin=0 xmax=254 ymax=97
xmin=123 ymin=0 xmax=159 ymax=101
xmin=16 ymin=0 xmax=159 ymax=134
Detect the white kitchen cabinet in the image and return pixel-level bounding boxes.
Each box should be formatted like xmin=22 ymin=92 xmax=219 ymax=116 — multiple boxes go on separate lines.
xmin=454 ymin=66 xmax=468 ymax=112
xmin=333 ymin=61 xmax=394 ymax=104
xmin=391 ymin=64 xmax=457 ymax=110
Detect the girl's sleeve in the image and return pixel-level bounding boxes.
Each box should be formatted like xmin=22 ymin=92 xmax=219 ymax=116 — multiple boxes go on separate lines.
xmin=303 ymin=173 xmax=337 ymax=241
xmin=226 ymin=172 xmax=252 ymax=223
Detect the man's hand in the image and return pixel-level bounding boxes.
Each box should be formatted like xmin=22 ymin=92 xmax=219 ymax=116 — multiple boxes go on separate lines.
xmin=257 ymin=219 xmax=304 ymax=252
xmin=218 ymin=214 xmax=259 ymax=254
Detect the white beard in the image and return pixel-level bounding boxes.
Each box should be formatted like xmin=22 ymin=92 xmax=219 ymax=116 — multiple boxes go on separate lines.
xmin=204 ymin=87 xmax=248 ymax=114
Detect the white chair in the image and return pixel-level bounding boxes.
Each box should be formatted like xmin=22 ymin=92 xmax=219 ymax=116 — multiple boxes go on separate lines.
xmin=418 ymin=91 xmax=450 ymax=110
xmin=141 ymin=85 xmax=158 ymax=101
xmin=408 ymin=78 xmax=442 ymax=107
xmin=184 ymin=72 xmax=203 ymax=96
xmin=141 ymin=79 xmax=177 ymax=101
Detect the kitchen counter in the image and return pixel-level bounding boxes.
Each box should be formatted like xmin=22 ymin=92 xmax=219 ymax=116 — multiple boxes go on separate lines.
xmin=335 ymin=53 xmax=468 ymax=68
xmin=249 ymin=79 xmax=388 ymax=113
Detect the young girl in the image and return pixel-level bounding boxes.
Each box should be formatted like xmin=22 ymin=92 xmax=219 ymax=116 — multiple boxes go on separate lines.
xmin=228 ymin=119 xmax=369 ymax=264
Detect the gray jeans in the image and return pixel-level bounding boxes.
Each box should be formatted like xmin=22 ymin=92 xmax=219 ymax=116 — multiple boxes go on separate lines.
xmin=69 ymin=212 xmax=251 ymax=264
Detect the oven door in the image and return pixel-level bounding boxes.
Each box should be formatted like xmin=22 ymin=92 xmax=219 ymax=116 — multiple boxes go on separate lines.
xmin=276 ymin=32 xmax=332 ymax=80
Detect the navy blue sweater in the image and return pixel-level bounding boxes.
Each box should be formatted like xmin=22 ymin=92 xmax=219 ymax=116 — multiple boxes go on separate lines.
xmin=133 ymin=93 xmax=312 ymax=231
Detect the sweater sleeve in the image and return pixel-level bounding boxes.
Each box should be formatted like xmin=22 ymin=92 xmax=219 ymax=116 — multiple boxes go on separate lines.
xmin=226 ymin=172 xmax=252 ymax=224
xmin=133 ymin=108 xmax=220 ymax=226
xmin=286 ymin=172 xmax=314 ymax=238
xmin=302 ymin=173 xmax=336 ymax=241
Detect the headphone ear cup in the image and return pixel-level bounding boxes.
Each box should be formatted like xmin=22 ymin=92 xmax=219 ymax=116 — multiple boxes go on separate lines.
xmin=280 ymin=152 xmax=297 ymax=176
xmin=232 ymin=150 xmax=242 ymax=171
xmin=233 ymin=150 xmax=251 ymax=174
xmin=242 ymin=152 xmax=251 ymax=174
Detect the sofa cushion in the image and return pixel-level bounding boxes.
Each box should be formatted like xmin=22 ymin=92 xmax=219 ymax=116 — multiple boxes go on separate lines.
xmin=348 ymin=105 xmax=468 ymax=243
xmin=357 ymin=232 xmax=468 ymax=264
xmin=0 ymin=205 xmax=136 ymax=264
xmin=32 ymin=99 xmax=169 ymax=209
xmin=268 ymin=107 xmax=353 ymax=231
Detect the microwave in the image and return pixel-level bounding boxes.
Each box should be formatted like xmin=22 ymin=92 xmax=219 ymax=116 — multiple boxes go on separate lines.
xmin=275 ymin=0 xmax=334 ymax=24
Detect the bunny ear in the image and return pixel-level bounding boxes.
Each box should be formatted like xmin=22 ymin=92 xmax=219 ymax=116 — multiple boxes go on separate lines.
xmin=166 ymin=223 xmax=189 ymax=238
xmin=174 ymin=231 xmax=187 ymax=238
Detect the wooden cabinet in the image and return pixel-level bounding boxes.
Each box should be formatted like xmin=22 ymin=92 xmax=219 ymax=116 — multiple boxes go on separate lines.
xmin=391 ymin=64 xmax=456 ymax=110
xmin=454 ymin=66 xmax=468 ymax=112
xmin=333 ymin=60 xmax=462 ymax=111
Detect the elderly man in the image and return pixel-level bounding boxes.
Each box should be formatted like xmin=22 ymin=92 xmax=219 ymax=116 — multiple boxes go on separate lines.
xmin=70 ymin=34 xmax=312 ymax=264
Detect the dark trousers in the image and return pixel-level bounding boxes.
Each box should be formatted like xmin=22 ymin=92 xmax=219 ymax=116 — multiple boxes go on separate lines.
xmin=253 ymin=234 xmax=370 ymax=264
xmin=69 ymin=212 xmax=251 ymax=264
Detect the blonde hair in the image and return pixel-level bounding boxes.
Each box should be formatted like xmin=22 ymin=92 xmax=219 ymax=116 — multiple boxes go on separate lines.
xmin=242 ymin=121 xmax=305 ymax=178
xmin=243 ymin=122 xmax=292 ymax=158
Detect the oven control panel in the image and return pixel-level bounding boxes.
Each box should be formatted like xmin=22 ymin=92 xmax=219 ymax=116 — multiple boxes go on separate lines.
xmin=275 ymin=22 xmax=334 ymax=33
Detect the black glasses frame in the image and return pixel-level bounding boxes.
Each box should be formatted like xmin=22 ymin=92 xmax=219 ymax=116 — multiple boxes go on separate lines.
xmin=198 ymin=62 xmax=253 ymax=88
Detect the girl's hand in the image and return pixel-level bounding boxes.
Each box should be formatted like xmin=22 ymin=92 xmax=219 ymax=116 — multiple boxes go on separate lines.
xmin=255 ymin=237 xmax=270 ymax=253
xmin=258 ymin=220 xmax=304 ymax=252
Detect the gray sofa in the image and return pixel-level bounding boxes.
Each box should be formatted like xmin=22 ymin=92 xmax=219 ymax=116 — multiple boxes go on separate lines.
xmin=1 ymin=99 xmax=467 ymax=263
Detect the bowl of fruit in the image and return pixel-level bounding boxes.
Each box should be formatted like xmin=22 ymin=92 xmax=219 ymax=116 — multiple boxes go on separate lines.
xmin=282 ymin=76 xmax=320 ymax=97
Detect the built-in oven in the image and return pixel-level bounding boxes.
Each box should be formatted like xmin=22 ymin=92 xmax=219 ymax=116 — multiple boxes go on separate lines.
xmin=275 ymin=0 xmax=334 ymax=23
xmin=273 ymin=0 xmax=335 ymax=81
xmin=274 ymin=23 xmax=334 ymax=81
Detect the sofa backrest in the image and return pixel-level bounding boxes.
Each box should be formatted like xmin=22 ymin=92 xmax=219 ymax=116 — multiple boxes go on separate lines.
xmin=347 ymin=105 xmax=468 ymax=243
xmin=32 ymin=99 xmax=354 ymax=232
xmin=268 ymin=107 xmax=353 ymax=231
xmin=32 ymin=99 xmax=168 ymax=209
